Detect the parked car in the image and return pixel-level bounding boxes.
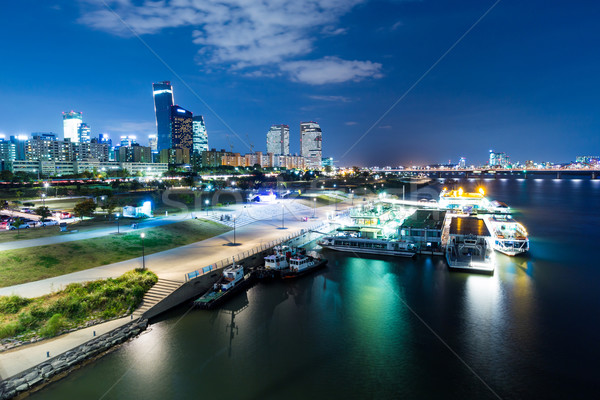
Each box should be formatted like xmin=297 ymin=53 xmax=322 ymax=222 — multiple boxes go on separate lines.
xmin=41 ymin=219 xmax=59 ymax=227
xmin=6 ymin=222 xmax=30 ymax=230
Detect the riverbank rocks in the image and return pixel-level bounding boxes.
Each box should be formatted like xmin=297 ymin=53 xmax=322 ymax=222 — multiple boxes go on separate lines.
xmin=0 ymin=319 xmax=148 ymax=400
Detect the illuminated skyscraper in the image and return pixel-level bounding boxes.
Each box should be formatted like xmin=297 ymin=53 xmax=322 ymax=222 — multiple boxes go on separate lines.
xmin=77 ymin=123 xmax=91 ymax=143
xmin=148 ymin=134 xmax=158 ymax=154
xmin=192 ymin=116 xmax=208 ymax=155
xmin=267 ymin=124 xmax=290 ymax=155
xmin=459 ymin=157 xmax=466 ymax=169
xmin=120 ymin=135 xmax=137 ymax=148
xmin=63 ymin=111 xmax=82 ymax=142
xmin=170 ymin=106 xmax=193 ymax=155
xmin=300 ymin=122 xmax=322 ymax=169
xmin=152 ymin=81 xmax=174 ymax=152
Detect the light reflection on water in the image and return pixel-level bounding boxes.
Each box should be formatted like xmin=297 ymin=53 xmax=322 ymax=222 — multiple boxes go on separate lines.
xmin=29 ymin=178 xmax=600 ymax=399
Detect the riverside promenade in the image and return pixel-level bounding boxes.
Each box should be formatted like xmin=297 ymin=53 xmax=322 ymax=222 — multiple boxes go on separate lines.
xmin=0 ymin=200 xmax=348 ymax=380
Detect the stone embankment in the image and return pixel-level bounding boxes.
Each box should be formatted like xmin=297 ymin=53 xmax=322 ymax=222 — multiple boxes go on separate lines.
xmin=0 ymin=319 xmax=148 ymax=400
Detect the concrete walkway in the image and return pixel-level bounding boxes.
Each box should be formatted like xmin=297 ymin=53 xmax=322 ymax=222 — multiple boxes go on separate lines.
xmin=0 ymin=316 xmax=131 ymax=380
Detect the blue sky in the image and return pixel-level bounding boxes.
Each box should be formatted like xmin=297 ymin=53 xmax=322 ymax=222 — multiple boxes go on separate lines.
xmin=1 ymin=0 xmax=599 ymax=166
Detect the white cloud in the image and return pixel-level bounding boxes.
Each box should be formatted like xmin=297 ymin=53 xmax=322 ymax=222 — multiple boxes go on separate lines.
xmin=78 ymin=0 xmax=383 ymax=84
xmin=309 ymin=95 xmax=353 ymax=102
xmin=281 ymin=57 xmax=383 ymax=85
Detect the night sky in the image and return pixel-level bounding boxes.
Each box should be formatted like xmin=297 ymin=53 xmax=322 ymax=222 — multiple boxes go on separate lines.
xmin=1 ymin=0 xmax=599 ymax=166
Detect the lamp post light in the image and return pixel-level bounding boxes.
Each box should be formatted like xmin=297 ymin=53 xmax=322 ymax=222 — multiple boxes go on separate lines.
xmin=116 ymin=213 xmax=120 ymax=234
xmin=140 ymin=232 xmax=146 ymax=270
xmin=41 ymin=193 xmax=46 ymax=208
xmin=279 ymin=203 xmax=287 ymax=230
xmin=44 ymin=182 xmax=49 ymax=197
xmin=351 ymin=189 xmax=354 ymax=205
xmin=205 ymin=199 xmax=210 ymax=216
xmin=313 ymin=197 xmax=317 ymax=218
xmin=233 ymin=217 xmax=237 ymax=245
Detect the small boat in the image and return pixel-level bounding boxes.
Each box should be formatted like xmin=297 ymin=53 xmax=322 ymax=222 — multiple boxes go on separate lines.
xmin=484 ymin=215 xmax=529 ymax=256
xmin=281 ymin=252 xmax=328 ymax=279
xmin=445 ymin=217 xmax=496 ymax=274
xmin=193 ymin=261 xmax=248 ymax=309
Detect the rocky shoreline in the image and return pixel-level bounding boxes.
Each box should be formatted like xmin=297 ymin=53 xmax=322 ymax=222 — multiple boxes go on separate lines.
xmin=0 ymin=318 xmax=148 ymax=400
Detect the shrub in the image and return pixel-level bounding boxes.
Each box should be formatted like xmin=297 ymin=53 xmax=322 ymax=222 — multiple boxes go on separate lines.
xmin=0 ymin=295 xmax=32 ymax=314
xmin=39 ymin=314 xmax=66 ymax=338
xmin=0 ymin=322 xmax=21 ymax=339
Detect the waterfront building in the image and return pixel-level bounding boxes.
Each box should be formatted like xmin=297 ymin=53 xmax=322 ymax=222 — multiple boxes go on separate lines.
xmin=63 ymin=111 xmax=83 ymax=142
xmin=300 ymin=122 xmax=322 ymax=169
xmin=458 ymin=157 xmax=466 ymax=169
xmin=201 ymin=149 xmax=235 ymax=167
xmin=400 ymin=209 xmax=446 ymax=252
xmin=170 ymin=106 xmax=193 ymax=153
xmin=77 ymin=123 xmax=91 ymax=143
xmin=153 ymin=81 xmax=175 ymax=152
xmin=192 ymin=115 xmax=209 ymax=155
xmin=267 ymin=124 xmax=290 ymax=155
xmin=575 ymin=155 xmax=599 ymax=165
xmin=322 ymin=157 xmax=334 ymax=169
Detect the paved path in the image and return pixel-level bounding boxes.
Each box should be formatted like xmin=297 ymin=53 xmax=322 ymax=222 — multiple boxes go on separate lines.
xmin=0 ymin=200 xmax=347 ymax=298
xmin=0 ymin=316 xmax=131 ymax=380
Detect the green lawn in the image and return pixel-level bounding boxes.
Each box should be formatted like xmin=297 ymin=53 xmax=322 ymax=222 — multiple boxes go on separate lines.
xmin=0 ymin=220 xmax=230 ymax=287
xmin=0 ymin=269 xmax=157 ymax=340
xmin=0 ymin=220 xmax=118 ymax=244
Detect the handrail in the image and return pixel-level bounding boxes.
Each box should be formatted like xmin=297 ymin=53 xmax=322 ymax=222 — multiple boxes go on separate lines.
xmin=184 ymin=222 xmax=329 ymax=281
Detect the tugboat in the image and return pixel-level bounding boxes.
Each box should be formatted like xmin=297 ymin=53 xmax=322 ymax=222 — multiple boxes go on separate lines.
xmin=281 ymin=251 xmax=328 ymax=279
xmin=193 ymin=261 xmax=248 ymax=309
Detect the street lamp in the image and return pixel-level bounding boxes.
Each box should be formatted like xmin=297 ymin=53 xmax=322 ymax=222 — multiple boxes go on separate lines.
xmin=313 ymin=197 xmax=317 ymax=218
xmin=41 ymin=193 xmax=46 ymax=208
xmin=116 ymin=213 xmax=120 ymax=234
xmin=279 ymin=203 xmax=287 ymax=229
xmin=44 ymin=182 xmax=49 ymax=197
xmin=140 ymin=232 xmax=146 ymax=270
xmin=205 ymin=199 xmax=210 ymax=216
xmin=233 ymin=216 xmax=237 ymax=245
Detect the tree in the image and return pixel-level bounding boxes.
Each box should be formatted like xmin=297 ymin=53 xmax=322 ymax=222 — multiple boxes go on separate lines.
xmin=12 ymin=217 xmax=24 ymax=237
xmin=73 ymin=199 xmax=97 ymax=223
xmin=34 ymin=206 xmax=52 ymax=227
xmin=101 ymin=199 xmax=117 ymax=219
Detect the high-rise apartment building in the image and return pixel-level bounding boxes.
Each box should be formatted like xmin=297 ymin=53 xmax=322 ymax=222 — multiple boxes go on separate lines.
xmin=0 ymin=136 xmax=16 ymax=163
xmin=300 ymin=122 xmax=322 ymax=169
xmin=170 ymin=106 xmax=193 ymax=154
xmin=63 ymin=111 xmax=83 ymax=142
xmin=267 ymin=124 xmax=290 ymax=155
xmin=118 ymin=144 xmax=152 ymax=163
xmin=153 ymin=81 xmax=174 ymax=152
xmin=120 ymin=135 xmax=137 ymax=148
xmin=458 ymin=157 xmax=466 ymax=169
xmin=192 ymin=115 xmax=208 ymax=155
xmin=10 ymin=136 xmax=27 ymax=160
xmin=77 ymin=123 xmax=91 ymax=143
xmin=489 ymin=150 xmax=509 ymax=168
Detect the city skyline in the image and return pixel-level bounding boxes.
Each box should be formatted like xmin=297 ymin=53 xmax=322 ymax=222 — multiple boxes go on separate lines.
xmin=1 ymin=1 xmax=599 ymax=165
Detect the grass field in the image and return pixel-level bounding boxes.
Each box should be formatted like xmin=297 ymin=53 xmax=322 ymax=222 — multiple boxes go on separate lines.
xmin=0 ymin=220 xmax=230 ymax=287
xmin=0 ymin=269 xmax=157 ymax=340
xmin=0 ymin=220 xmax=118 ymax=244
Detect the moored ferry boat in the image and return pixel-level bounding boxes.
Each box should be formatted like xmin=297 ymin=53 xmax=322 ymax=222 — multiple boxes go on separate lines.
xmin=318 ymin=235 xmax=417 ymax=257
xmin=484 ymin=215 xmax=529 ymax=256
xmin=193 ymin=262 xmax=247 ymax=309
xmin=445 ymin=217 xmax=496 ymax=274
xmin=281 ymin=252 xmax=328 ymax=279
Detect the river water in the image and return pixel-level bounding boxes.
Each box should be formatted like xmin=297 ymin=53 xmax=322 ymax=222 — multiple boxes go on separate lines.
xmin=29 ymin=178 xmax=600 ymax=399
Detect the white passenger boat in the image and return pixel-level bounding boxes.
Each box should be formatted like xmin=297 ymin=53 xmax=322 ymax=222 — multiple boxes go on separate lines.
xmin=318 ymin=236 xmax=416 ymax=257
xmin=445 ymin=217 xmax=496 ymax=274
xmin=194 ymin=262 xmax=246 ymax=309
xmin=484 ymin=215 xmax=529 ymax=256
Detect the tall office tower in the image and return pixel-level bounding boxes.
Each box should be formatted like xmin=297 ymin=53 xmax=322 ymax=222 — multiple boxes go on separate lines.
xmin=192 ymin=115 xmax=208 ymax=155
xmin=9 ymin=136 xmax=27 ymax=160
xmin=300 ymin=121 xmax=322 ymax=169
xmin=148 ymin=134 xmax=158 ymax=153
xmin=0 ymin=135 xmax=17 ymax=162
xmin=99 ymin=133 xmax=112 ymax=147
xmin=267 ymin=124 xmax=290 ymax=155
xmin=63 ymin=111 xmax=83 ymax=142
xmin=153 ymin=81 xmax=174 ymax=152
xmin=170 ymin=106 xmax=193 ymax=154
xmin=77 ymin=123 xmax=91 ymax=143
xmin=120 ymin=135 xmax=137 ymax=148
xmin=458 ymin=157 xmax=466 ymax=169
xmin=31 ymin=132 xmax=58 ymax=141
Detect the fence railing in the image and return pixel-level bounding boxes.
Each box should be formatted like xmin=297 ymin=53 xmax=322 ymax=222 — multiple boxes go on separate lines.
xmin=184 ymin=222 xmax=329 ymax=282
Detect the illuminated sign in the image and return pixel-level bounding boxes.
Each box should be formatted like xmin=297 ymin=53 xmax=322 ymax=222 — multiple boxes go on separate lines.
xmin=153 ymin=89 xmax=172 ymax=95
xmin=177 ymin=109 xmax=186 ymax=113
